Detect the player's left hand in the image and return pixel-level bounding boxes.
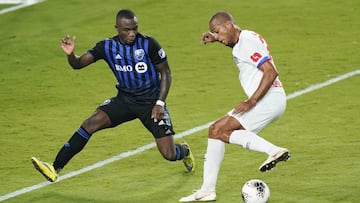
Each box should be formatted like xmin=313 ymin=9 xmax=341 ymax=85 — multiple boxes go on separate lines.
xmin=151 ymin=105 xmax=165 ymax=121
xmin=232 ymin=99 xmax=256 ymax=115
xmin=60 ymin=35 xmax=76 ymax=56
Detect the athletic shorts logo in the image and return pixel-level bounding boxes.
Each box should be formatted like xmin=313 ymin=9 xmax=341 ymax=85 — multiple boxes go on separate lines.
xmin=100 ymin=99 xmax=111 ymax=106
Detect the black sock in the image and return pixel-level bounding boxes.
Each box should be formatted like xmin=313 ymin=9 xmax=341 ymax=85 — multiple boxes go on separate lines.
xmin=175 ymin=144 xmax=189 ymax=160
xmin=53 ymin=127 xmax=91 ymax=172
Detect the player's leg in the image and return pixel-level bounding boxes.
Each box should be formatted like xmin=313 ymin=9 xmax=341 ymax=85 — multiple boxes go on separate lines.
xmin=228 ymin=92 xmax=290 ymax=172
xmin=154 ymin=136 xmax=195 ymax=172
xmin=52 ymin=109 xmax=112 ymax=173
xmin=139 ymin=104 xmax=195 ymax=172
xmin=53 ymin=96 xmax=137 ymax=171
xmin=154 ymin=136 xmax=186 ymax=160
xmin=229 ymin=130 xmax=280 ymax=155
xmin=202 ymin=116 xmax=242 ymax=188
xmin=229 ymin=128 xmax=290 ymax=172
xmin=31 ymin=97 xmax=132 ymax=182
xmin=31 ymin=109 xmax=111 ymax=182
xmin=179 ymin=115 xmax=240 ymax=202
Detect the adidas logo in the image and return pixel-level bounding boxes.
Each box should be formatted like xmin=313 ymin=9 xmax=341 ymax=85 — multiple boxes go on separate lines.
xmin=116 ymin=54 xmax=122 ymax=59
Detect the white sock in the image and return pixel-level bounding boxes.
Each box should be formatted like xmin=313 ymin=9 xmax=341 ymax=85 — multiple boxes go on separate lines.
xmin=229 ymin=130 xmax=277 ymax=155
xmin=201 ymin=138 xmax=225 ymax=192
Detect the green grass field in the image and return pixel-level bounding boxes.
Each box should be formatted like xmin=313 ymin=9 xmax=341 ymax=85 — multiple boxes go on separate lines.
xmin=1 ymin=0 xmax=359 ymax=202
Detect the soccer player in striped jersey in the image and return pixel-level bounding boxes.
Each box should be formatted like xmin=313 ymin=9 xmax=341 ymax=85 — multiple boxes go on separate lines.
xmin=180 ymin=11 xmax=290 ymax=202
xmin=31 ymin=9 xmax=195 ymax=182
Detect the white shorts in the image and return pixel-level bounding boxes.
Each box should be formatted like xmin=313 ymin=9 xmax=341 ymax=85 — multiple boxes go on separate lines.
xmin=227 ymin=91 xmax=286 ymax=134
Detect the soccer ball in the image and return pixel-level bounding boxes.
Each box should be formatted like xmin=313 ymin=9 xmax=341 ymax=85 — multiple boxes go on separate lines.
xmin=241 ymin=179 xmax=270 ymax=203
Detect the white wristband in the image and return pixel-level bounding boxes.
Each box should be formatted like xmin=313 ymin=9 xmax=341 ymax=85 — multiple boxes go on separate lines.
xmin=156 ymin=100 xmax=165 ymax=107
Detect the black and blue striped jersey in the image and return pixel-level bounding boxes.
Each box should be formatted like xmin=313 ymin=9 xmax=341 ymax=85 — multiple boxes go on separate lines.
xmin=88 ymin=33 xmax=167 ymax=101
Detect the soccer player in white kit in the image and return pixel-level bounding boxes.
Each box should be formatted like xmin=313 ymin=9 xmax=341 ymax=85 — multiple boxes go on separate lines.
xmin=179 ymin=11 xmax=290 ymax=202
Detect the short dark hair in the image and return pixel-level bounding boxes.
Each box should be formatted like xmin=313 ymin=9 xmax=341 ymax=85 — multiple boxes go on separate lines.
xmin=116 ymin=9 xmax=136 ymax=20
xmin=210 ymin=11 xmax=234 ymax=24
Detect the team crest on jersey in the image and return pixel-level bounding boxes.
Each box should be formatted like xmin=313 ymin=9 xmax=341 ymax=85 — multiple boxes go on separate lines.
xmin=158 ymin=48 xmax=166 ymax=59
xmin=135 ymin=49 xmax=145 ymax=61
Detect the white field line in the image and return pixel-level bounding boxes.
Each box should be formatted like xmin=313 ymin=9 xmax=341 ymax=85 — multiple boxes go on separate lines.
xmin=1 ymin=69 xmax=359 ymax=202
xmin=0 ymin=0 xmax=45 ymax=15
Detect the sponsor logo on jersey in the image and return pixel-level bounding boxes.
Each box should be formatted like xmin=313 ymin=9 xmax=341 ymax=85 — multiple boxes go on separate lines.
xmin=115 ymin=62 xmax=148 ymax=73
xmin=115 ymin=64 xmax=133 ymax=72
xmin=250 ymin=52 xmax=262 ymax=62
xmin=135 ymin=62 xmax=148 ymax=73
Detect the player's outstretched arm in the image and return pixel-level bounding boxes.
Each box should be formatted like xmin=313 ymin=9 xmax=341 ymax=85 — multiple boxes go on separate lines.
xmin=60 ymin=35 xmax=94 ymax=69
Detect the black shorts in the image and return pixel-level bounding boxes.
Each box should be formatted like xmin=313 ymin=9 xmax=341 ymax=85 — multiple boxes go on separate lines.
xmin=97 ymin=95 xmax=175 ymax=139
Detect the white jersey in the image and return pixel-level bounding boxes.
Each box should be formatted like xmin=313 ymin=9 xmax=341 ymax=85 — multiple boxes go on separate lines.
xmin=232 ymin=30 xmax=285 ymax=97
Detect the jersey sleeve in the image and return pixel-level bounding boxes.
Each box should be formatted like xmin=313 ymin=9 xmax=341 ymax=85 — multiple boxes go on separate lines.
xmin=87 ymin=40 xmax=106 ymax=61
xmin=147 ymin=37 xmax=167 ymax=65
xmin=241 ymin=33 xmax=271 ymax=68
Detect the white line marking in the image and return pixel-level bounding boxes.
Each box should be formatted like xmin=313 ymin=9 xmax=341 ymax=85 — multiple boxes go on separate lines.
xmin=0 ymin=0 xmax=23 ymax=4
xmin=0 ymin=0 xmax=45 ymax=15
xmin=1 ymin=69 xmax=359 ymax=201
xmin=286 ymin=69 xmax=360 ymax=100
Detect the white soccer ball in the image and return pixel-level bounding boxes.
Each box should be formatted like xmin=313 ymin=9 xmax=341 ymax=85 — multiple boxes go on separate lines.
xmin=241 ymin=179 xmax=270 ymax=203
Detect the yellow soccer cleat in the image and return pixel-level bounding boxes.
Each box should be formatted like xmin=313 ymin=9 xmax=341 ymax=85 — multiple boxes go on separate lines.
xmin=31 ymin=157 xmax=58 ymax=182
xmin=181 ymin=141 xmax=195 ymax=172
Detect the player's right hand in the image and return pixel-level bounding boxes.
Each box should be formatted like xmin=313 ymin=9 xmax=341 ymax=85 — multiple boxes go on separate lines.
xmin=232 ymin=99 xmax=256 ymax=115
xmin=200 ymin=32 xmax=217 ymax=44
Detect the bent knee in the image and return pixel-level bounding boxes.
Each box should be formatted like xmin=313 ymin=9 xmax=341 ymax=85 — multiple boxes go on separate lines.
xmin=161 ymin=152 xmax=176 ymax=161
xmin=82 ymin=110 xmax=111 ymax=133
xmin=209 ymin=123 xmax=232 ymax=143
xmin=209 ymin=123 xmax=221 ymax=139
xmin=158 ymin=146 xmax=177 ymax=161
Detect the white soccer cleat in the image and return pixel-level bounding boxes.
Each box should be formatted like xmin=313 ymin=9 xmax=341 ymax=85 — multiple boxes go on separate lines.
xmin=259 ymin=147 xmax=290 ymax=172
xmin=179 ymin=190 xmax=216 ymax=202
